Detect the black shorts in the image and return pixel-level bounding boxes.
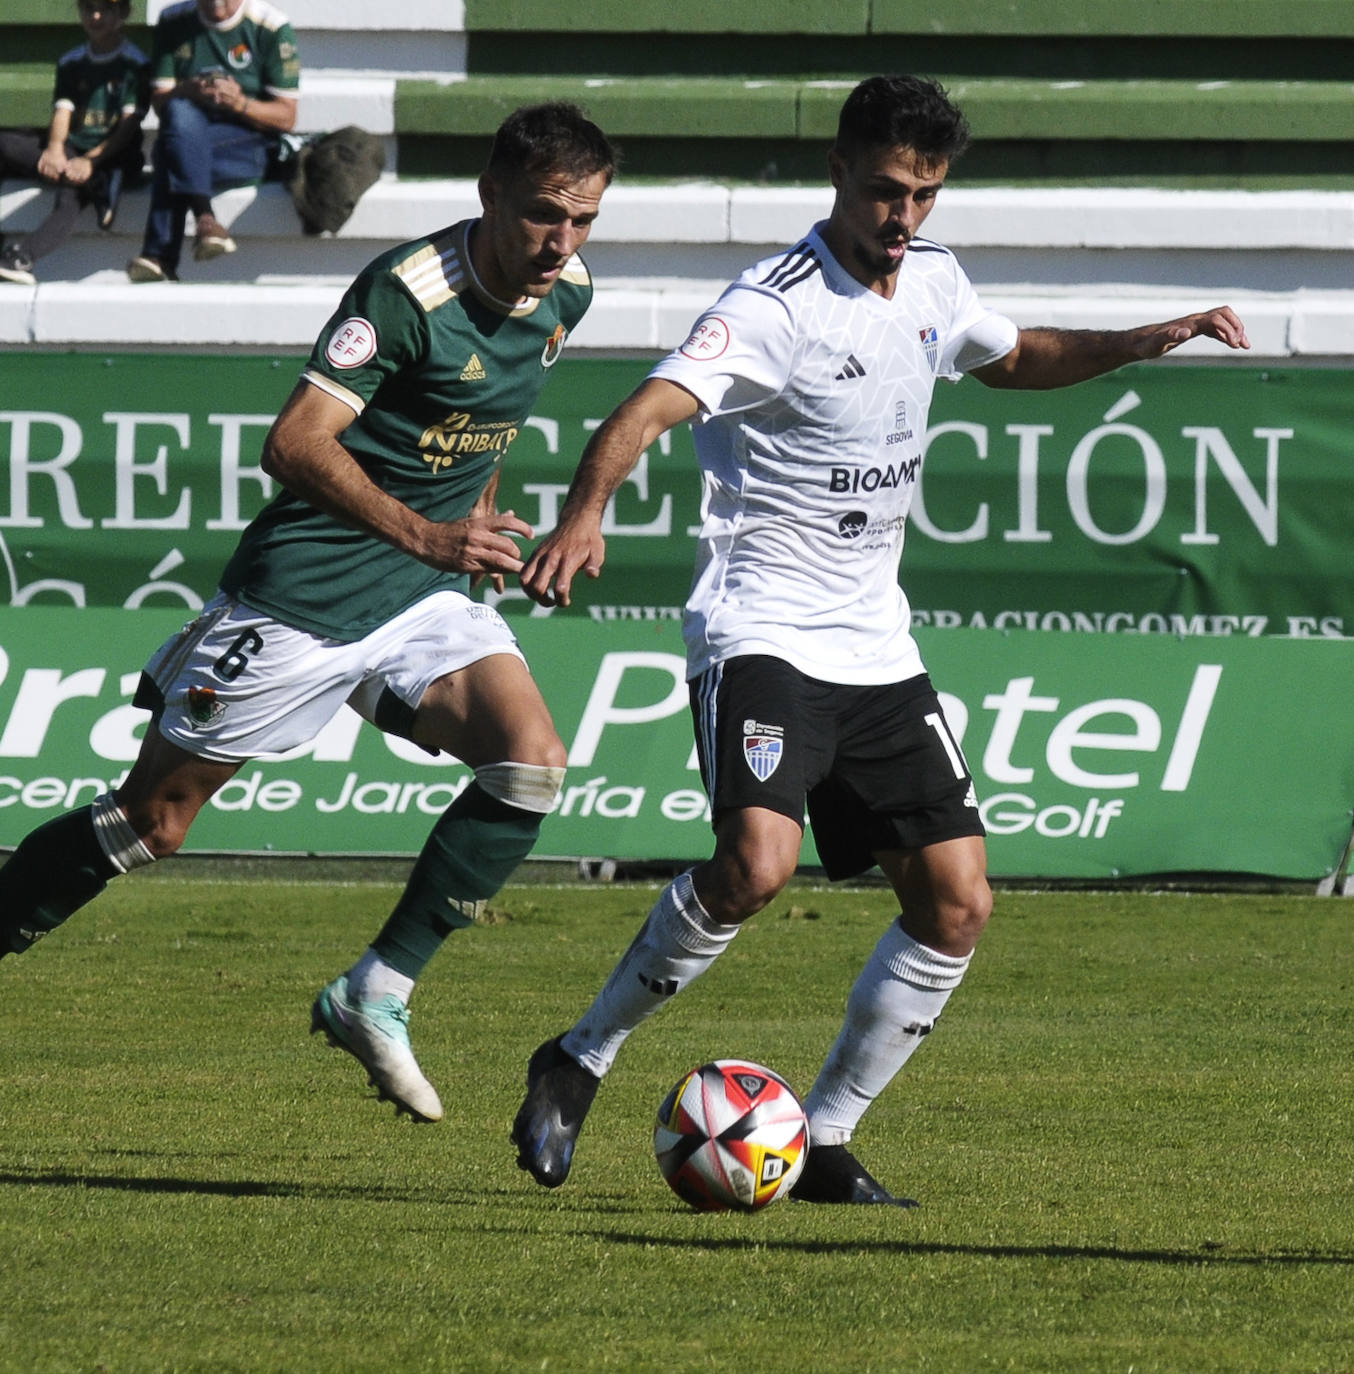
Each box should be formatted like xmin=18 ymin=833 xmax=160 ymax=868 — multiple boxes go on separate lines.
xmin=689 ymin=654 xmax=985 ymax=880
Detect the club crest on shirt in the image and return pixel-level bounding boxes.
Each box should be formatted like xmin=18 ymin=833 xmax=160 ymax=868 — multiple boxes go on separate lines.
xmin=742 ymin=718 xmax=784 ymax=782
xmin=226 ymin=43 xmax=253 ymax=70
xmin=542 ymin=323 xmax=567 ymax=367
xmin=918 ymin=325 xmax=939 ymax=370
xmin=186 ymin=685 xmax=225 ymax=727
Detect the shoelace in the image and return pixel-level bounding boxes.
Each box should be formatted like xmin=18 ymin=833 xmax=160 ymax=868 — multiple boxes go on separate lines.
xmin=369 ymin=997 xmax=413 ymax=1038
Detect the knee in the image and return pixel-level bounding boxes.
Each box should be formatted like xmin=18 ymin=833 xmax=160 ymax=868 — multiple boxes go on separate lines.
xmin=696 ymin=845 xmax=797 ymax=924
xmin=527 ymin=732 xmax=568 ymax=773
xmin=952 ymin=876 xmax=993 ymax=943
xmin=155 ymin=100 xmax=208 ymax=165
xmin=114 ymin=793 xmax=191 ymax=859
xmin=124 ymin=811 xmax=188 ymax=860
xmin=158 ymin=98 xmax=204 ymax=137
xmin=492 ymin=719 xmax=566 ymax=773
xmin=917 ymin=876 xmax=992 ymax=955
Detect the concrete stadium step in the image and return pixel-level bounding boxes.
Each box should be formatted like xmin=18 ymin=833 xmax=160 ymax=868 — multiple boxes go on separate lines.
xmin=2 ymin=276 xmax=1346 ymax=361
xmin=466 ymin=0 xmax=1354 ymax=36
xmin=141 ymin=0 xmax=464 ymax=76
xmin=396 ymin=74 xmax=1354 ymax=145
xmin=6 ymin=65 xmax=1354 ymax=182
xmin=2 ymin=180 xmax=1351 ymax=360
xmin=0 ymin=63 xmax=404 ymax=140
xmin=392 ymin=75 xmax=1354 ymax=183
xmin=8 ymin=0 xmax=1351 ymax=36
xmin=8 ymin=179 xmax=1354 ymax=252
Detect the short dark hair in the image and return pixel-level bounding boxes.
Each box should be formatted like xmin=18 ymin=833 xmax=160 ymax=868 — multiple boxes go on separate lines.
xmin=79 ymin=0 xmax=132 ymax=11
xmin=834 ymin=75 xmax=970 ymax=167
xmin=485 ymin=102 xmax=618 ymax=188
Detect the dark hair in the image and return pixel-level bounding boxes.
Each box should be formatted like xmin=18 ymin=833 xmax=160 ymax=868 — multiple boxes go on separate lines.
xmin=834 ymin=75 xmax=970 ymax=167
xmin=485 ymin=102 xmax=618 ymax=187
xmin=79 ymin=0 xmax=132 ymax=11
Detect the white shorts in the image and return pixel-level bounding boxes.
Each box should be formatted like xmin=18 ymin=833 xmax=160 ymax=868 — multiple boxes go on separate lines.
xmin=138 ymin=589 xmax=524 ymax=763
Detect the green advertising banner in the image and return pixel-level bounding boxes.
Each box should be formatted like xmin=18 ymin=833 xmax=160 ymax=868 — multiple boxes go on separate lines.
xmin=1 ymin=608 xmax=1350 ymax=881
xmin=0 ymin=354 xmax=1351 ymax=640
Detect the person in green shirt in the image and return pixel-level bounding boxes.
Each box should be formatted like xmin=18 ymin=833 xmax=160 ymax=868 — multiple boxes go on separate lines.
xmin=0 ymin=0 xmax=148 ymax=285
xmin=127 ymin=0 xmax=300 ymax=282
xmin=0 ymin=102 xmax=617 ymax=1130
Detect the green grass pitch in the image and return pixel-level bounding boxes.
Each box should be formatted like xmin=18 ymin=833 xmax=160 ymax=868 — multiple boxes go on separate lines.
xmin=1 ymin=874 xmax=1351 ymax=1372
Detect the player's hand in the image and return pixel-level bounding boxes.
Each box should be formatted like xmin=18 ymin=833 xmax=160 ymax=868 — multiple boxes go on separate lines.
xmin=1152 ymin=306 xmax=1250 ymax=356
xmin=61 ymin=155 xmax=94 ymax=186
xmin=190 ymin=73 xmax=241 ymax=109
xmin=520 ymin=519 xmax=605 ymax=608
xmin=418 ymin=509 xmax=534 ymax=576
xmin=37 ymin=147 xmax=67 ymax=182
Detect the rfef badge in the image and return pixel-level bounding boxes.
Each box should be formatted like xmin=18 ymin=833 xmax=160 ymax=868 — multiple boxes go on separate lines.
xmin=742 ymin=718 xmax=784 ymax=781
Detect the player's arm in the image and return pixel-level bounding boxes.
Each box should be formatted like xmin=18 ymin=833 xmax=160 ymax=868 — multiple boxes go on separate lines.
xmin=262 ymin=381 xmax=534 ymax=578
xmin=195 ymin=73 xmax=298 ymax=132
xmin=64 ymin=108 xmax=143 ymax=184
xmin=36 ymin=106 xmax=72 ymax=181
xmin=970 ymin=307 xmax=1250 ymax=390
xmin=521 ymin=377 xmax=700 ymax=608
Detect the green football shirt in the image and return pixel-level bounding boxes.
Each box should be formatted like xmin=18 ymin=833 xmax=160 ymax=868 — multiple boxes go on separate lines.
xmin=150 ymin=0 xmax=300 ymax=99
xmin=53 ymin=39 xmax=149 ymax=155
xmin=220 ymin=219 xmax=593 ymax=640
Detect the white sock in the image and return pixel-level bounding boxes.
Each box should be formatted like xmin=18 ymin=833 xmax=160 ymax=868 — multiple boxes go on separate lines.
xmin=347 ymin=947 xmax=415 ymax=1006
xmin=562 ymin=871 xmax=739 ymax=1078
xmin=802 ymin=920 xmax=971 ymax=1146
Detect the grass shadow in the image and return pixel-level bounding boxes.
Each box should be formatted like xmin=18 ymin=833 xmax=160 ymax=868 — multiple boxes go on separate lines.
xmin=576 ymin=1227 xmax=1354 ymax=1267
xmin=0 ymin=1167 xmax=525 ymax=1207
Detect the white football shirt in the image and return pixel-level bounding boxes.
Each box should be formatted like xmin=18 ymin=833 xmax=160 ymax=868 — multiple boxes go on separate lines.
xmin=651 ymin=221 xmax=1017 ymax=685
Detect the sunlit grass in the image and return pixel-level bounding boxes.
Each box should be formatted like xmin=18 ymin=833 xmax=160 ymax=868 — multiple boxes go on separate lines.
xmin=1 ymin=880 xmax=1350 ymax=1372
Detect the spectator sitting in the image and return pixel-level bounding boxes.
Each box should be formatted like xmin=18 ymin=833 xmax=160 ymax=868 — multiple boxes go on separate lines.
xmin=0 ymin=0 xmax=149 ymax=287
xmin=127 ymin=0 xmax=299 ymax=283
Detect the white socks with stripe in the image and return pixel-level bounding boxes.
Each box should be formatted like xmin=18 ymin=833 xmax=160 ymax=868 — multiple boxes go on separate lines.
xmin=562 ymin=871 xmax=740 ymax=1078
xmin=802 ymin=920 xmax=971 ymax=1146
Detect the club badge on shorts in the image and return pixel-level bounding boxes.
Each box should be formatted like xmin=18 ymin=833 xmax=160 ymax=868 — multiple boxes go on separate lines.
xmin=742 ymin=718 xmax=784 ymax=782
xmin=186 ymin=685 xmax=226 ymax=727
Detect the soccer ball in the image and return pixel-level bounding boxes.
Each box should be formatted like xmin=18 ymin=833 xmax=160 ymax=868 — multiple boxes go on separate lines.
xmin=653 ymin=1059 xmax=809 ymax=1212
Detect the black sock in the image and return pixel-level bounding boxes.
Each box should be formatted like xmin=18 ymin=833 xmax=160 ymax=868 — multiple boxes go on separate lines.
xmin=0 ymin=807 xmax=119 ymax=955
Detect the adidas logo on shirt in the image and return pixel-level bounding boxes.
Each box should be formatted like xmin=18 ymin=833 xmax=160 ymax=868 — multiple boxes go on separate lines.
xmin=460 ymin=353 xmax=487 ymax=381
xmin=834 ymin=354 xmax=866 ymax=380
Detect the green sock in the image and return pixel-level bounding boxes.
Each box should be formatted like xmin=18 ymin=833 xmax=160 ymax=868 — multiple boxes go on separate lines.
xmin=0 ymin=808 xmax=119 ymax=954
xmin=372 ymin=782 xmax=542 ymax=979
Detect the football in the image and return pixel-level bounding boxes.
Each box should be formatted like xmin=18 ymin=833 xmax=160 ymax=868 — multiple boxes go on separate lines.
xmin=653 ymin=1059 xmax=809 ymax=1212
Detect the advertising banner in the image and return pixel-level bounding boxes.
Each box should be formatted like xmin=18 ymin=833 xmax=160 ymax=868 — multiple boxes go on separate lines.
xmin=1 ymin=608 xmax=1350 ymax=880
xmin=1 ymin=355 xmax=1351 ymax=641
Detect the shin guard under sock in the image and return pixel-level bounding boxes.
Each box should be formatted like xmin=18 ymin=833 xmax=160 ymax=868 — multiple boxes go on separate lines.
xmin=562 ymin=871 xmax=740 ymax=1078
xmin=802 ymin=919 xmax=970 ymax=1145
xmin=0 ymin=805 xmax=122 ymax=954
xmin=371 ymin=781 xmax=542 ymax=980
